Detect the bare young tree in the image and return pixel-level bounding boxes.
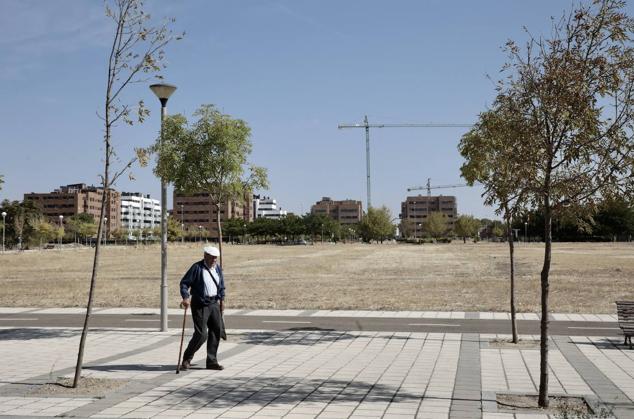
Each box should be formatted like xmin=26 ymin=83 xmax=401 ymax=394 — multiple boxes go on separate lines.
xmin=73 ymin=0 xmax=180 ymax=388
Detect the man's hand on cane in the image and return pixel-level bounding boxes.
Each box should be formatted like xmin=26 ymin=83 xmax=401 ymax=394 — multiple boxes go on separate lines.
xmin=181 ymin=298 xmax=190 ymax=309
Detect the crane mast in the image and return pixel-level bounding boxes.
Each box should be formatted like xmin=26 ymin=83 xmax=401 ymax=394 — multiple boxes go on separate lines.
xmin=338 ymin=116 xmax=471 ymax=210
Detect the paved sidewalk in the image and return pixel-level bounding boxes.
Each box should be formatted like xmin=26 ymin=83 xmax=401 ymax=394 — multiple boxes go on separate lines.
xmin=1 ymin=307 xmax=619 ymax=322
xmin=0 ymin=310 xmax=631 ymax=418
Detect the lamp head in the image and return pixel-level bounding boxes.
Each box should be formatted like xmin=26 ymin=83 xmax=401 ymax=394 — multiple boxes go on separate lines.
xmin=150 ymin=83 xmax=177 ymax=106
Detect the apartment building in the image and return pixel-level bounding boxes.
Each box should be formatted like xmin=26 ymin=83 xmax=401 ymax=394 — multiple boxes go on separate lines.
xmin=311 ymin=197 xmax=363 ymax=225
xmin=173 ymin=192 xmax=253 ymax=239
xmin=400 ymin=195 xmax=457 ymax=238
xmin=253 ymin=195 xmax=287 ymax=219
xmin=120 ymin=192 xmax=161 ymax=232
xmin=24 ymin=183 xmax=121 ymax=232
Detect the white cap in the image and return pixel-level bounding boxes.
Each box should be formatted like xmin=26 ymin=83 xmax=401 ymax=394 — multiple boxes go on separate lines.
xmin=203 ymin=246 xmax=220 ymax=257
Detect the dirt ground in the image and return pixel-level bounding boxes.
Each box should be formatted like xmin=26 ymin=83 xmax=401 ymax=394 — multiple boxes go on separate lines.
xmin=0 ymin=242 xmax=632 ymax=313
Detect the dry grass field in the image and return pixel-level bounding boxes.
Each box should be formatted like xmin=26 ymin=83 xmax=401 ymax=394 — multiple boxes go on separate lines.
xmin=0 ymin=242 xmax=632 ymax=313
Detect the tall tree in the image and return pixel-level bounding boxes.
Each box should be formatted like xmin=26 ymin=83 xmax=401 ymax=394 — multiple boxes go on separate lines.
xmin=73 ymin=0 xmax=179 ymax=388
xmin=453 ymin=215 xmax=481 ymax=243
xmin=1 ymin=199 xmax=43 ymax=249
xmin=399 ymin=218 xmax=416 ymax=240
xmin=423 ymin=212 xmax=449 ymax=240
xmin=154 ymin=105 xmax=269 ymax=267
xmin=357 ymin=207 xmax=395 ymax=243
xmin=470 ymin=0 xmax=634 ymax=406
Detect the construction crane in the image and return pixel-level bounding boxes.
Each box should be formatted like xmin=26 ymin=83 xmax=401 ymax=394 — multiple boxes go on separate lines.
xmin=407 ymin=178 xmax=470 ymax=197
xmin=338 ymin=115 xmax=471 ymax=210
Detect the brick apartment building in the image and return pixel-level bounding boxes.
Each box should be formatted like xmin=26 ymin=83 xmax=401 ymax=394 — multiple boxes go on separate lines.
xmin=310 ymin=197 xmax=363 ymax=225
xmin=400 ymin=195 xmax=457 ymax=238
xmin=173 ymin=192 xmax=253 ymax=239
xmin=24 ymin=183 xmax=121 ymax=233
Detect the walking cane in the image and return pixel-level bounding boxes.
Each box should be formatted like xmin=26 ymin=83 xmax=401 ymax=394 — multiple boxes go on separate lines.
xmin=176 ymin=304 xmax=188 ymax=374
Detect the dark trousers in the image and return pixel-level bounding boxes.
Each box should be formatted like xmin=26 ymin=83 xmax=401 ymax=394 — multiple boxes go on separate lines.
xmin=183 ymin=300 xmax=222 ymax=366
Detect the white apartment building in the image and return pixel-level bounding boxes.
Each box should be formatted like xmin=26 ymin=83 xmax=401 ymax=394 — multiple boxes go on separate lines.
xmin=253 ymin=195 xmax=287 ymax=219
xmin=121 ymin=192 xmax=161 ymax=232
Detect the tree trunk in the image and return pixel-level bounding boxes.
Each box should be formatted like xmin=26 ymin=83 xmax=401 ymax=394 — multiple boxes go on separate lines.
xmin=507 ymin=215 xmax=518 ymax=344
xmin=73 ymin=142 xmax=109 ymax=388
xmin=538 ymin=198 xmax=552 ymax=407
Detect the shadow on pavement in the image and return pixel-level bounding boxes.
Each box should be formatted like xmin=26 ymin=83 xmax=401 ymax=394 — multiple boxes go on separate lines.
xmin=0 ymin=328 xmax=80 ymax=340
xmin=167 ymin=376 xmax=421 ymax=408
xmin=237 ymin=330 xmax=467 ymax=346
xmin=573 ymin=337 xmax=630 ymax=350
xmin=83 ymin=364 xmax=175 ymax=372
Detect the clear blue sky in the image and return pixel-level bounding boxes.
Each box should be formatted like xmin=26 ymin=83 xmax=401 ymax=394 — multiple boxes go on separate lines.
xmin=2 ymin=1 xmax=629 ymax=219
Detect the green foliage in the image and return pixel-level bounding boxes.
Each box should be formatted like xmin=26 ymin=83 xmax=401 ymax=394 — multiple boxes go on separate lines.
xmin=357 ymin=207 xmax=395 ymax=243
xmin=491 ymin=222 xmax=505 ymax=239
xmin=223 ymin=218 xmax=247 ymax=241
xmin=66 ymin=213 xmax=97 ymax=241
xmin=454 ymin=215 xmax=480 ymax=242
xmin=593 ymin=197 xmax=634 ymax=240
xmin=0 ymin=199 xmax=44 ymax=249
xmin=153 ymin=105 xmax=269 ymax=202
xmin=31 ymin=218 xmax=56 ymax=246
xmin=167 ymin=217 xmax=183 ymax=242
xmin=459 ymin=108 xmax=530 ymax=222
xmin=302 ymin=213 xmax=340 ymax=241
xmin=280 ymin=214 xmax=307 ymax=240
xmin=153 ymin=105 xmax=269 ymax=251
xmin=399 ymin=218 xmax=416 ymax=239
xmin=424 ymin=212 xmax=449 ymax=240
xmin=111 ymin=228 xmax=128 ymax=242
xmin=236 ymin=214 xmax=349 ymax=243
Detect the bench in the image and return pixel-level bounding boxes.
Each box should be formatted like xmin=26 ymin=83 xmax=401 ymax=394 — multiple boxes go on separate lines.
xmin=615 ymin=301 xmax=634 ymax=349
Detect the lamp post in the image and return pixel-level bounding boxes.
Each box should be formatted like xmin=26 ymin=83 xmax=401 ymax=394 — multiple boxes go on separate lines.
xmin=1 ymin=211 xmax=6 ymax=252
xmin=198 ymin=225 xmax=202 ymax=243
xmin=150 ymin=83 xmax=177 ymax=332
xmin=58 ymin=215 xmax=64 ymax=248
xmin=103 ymin=217 xmax=108 ymax=246
xmin=243 ymin=223 xmax=246 ymax=244
xmin=524 ymin=221 xmax=528 ymax=243
xmin=180 ymin=204 xmax=184 ymax=244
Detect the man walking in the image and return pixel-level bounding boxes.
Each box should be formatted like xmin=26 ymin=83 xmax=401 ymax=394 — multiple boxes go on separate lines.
xmin=179 ymin=246 xmax=225 ymax=370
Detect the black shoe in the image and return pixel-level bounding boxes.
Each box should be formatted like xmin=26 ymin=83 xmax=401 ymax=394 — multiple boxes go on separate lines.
xmin=180 ymin=359 xmax=191 ymax=371
xmin=206 ymin=363 xmax=224 ymax=370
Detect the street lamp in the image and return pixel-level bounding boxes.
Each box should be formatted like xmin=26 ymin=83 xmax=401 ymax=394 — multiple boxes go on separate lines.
xmin=180 ymin=204 xmax=184 ymax=244
xmin=243 ymin=223 xmax=247 ymax=244
xmin=198 ymin=225 xmax=202 ymax=243
xmin=524 ymin=221 xmax=528 ymax=243
xmin=150 ymin=82 xmax=177 ymax=333
xmin=58 ymin=215 xmax=64 ymax=248
xmin=1 ymin=211 xmax=6 ymax=252
xmin=103 ymin=217 xmax=108 ymax=246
